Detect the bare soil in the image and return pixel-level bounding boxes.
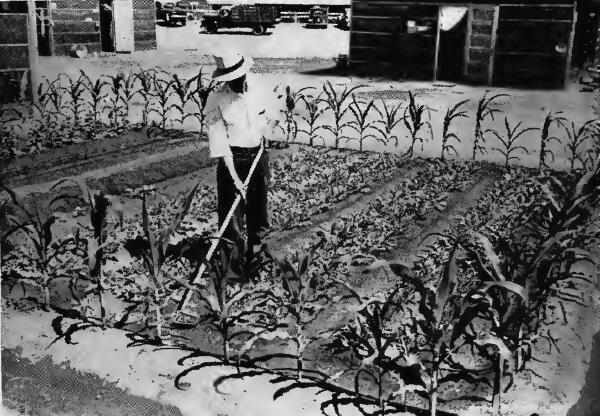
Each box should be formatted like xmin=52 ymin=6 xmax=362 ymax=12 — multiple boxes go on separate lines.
xmin=2 ymin=348 xmax=184 ymax=416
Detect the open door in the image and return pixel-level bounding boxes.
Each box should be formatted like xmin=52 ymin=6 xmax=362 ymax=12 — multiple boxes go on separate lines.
xmin=436 ymin=6 xmax=469 ymax=82
xmin=113 ymin=0 xmax=134 ymax=52
xmin=100 ymin=0 xmax=115 ymax=52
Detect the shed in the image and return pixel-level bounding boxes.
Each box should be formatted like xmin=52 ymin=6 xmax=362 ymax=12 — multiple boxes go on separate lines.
xmin=349 ymin=0 xmax=577 ymax=88
xmin=0 ymin=0 xmax=156 ymax=58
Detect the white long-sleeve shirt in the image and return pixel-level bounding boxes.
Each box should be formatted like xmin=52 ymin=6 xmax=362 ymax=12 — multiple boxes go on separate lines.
xmin=205 ymin=78 xmax=278 ymax=159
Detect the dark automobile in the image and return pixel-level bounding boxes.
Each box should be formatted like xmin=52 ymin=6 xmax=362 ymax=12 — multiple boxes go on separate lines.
xmin=306 ymin=5 xmax=328 ymax=28
xmin=157 ymin=1 xmax=187 ymax=26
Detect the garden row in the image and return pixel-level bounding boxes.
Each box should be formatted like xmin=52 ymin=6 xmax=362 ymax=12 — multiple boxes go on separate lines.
xmin=2 ymin=69 xmax=599 ymax=173
xmin=3 ymin=141 xmax=598 ymax=415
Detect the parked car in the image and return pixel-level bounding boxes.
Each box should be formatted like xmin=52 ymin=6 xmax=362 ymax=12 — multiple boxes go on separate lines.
xmin=335 ymin=9 xmax=349 ymax=30
xmin=201 ymin=5 xmax=279 ymax=35
xmin=157 ymin=1 xmax=187 ymax=26
xmin=306 ymin=5 xmax=328 ymax=28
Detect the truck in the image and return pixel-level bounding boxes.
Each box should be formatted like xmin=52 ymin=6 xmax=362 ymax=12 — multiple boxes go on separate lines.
xmin=305 ymin=5 xmax=328 ymax=28
xmin=157 ymin=1 xmax=188 ymax=26
xmin=201 ymin=5 xmax=279 ymax=35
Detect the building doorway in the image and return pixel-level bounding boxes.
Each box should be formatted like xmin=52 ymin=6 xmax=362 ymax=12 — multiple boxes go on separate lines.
xmin=99 ymin=0 xmax=115 ymax=52
xmin=436 ymin=6 xmax=469 ymax=82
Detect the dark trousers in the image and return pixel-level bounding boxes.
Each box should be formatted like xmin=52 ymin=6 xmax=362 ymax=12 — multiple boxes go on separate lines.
xmin=216 ymin=146 xmax=270 ymax=262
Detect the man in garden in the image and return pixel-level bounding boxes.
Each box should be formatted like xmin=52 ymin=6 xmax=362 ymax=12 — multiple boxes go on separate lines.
xmin=205 ymin=49 xmax=276 ymax=280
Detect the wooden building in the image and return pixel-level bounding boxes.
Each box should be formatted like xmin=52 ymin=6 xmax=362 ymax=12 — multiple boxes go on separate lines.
xmin=0 ymin=0 xmax=157 ymax=58
xmin=0 ymin=0 xmax=33 ymax=102
xmin=349 ymin=0 xmax=577 ymax=88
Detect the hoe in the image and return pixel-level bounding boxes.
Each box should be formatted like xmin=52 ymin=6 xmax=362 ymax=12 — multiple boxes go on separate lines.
xmin=172 ymin=140 xmax=266 ymax=327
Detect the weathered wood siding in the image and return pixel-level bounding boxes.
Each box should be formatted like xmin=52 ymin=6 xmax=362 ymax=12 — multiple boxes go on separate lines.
xmin=349 ymin=1 xmax=439 ymax=80
xmin=0 ymin=12 xmax=29 ymax=102
xmin=492 ymin=4 xmax=575 ymax=88
xmin=51 ymin=0 xmax=101 ymax=55
xmin=350 ymin=0 xmax=576 ymax=87
xmin=133 ymin=0 xmax=156 ymax=50
xmin=465 ymin=4 xmax=495 ymax=84
xmin=0 ymin=13 xmax=29 ymax=70
xmin=50 ymin=0 xmax=156 ymax=55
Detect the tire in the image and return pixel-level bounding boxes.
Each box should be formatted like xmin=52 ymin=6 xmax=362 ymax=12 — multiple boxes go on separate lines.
xmin=181 ymin=19 xmax=186 ymax=26
xmin=252 ymin=25 xmax=265 ymax=35
xmin=206 ymin=24 xmax=218 ymax=33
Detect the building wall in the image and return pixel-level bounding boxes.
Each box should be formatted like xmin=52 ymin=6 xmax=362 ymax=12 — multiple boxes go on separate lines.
xmin=350 ymin=0 xmax=575 ymax=87
xmin=349 ymin=0 xmax=439 ymax=80
xmin=133 ymin=0 xmax=156 ymax=50
xmin=51 ymin=0 xmax=102 ymax=55
xmin=464 ymin=4 xmax=495 ymax=84
xmin=50 ymin=0 xmax=156 ymax=55
xmin=0 ymin=11 xmax=30 ymax=102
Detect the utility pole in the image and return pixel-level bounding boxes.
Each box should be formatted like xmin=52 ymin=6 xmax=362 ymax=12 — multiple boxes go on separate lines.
xmin=26 ymin=0 xmax=40 ymax=105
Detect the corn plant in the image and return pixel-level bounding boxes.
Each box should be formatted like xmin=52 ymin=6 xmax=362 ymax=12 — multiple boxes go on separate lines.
xmin=403 ymin=92 xmax=431 ymax=159
xmin=563 ymin=119 xmax=599 ymax=172
xmin=269 ymin=243 xmax=360 ymax=380
xmin=58 ymin=71 xmax=89 ymax=123
xmin=440 ymin=100 xmax=469 ymax=160
xmin=1 ymin=191 xmax=80 ymax=310
xmin=538 ymin=111 xmax=567 ymax=171
xmin=322 ymin=81 xmax=364 ymax=148
xmin=472 ymin=93 xmax=508 ymax=160
xmin=326 ymin=284 xmax=431 ymax=415
xmin=277 ymin=85 xmax=313 ymax=143
xmin=49 ymin=179 xmax=115 ymax=328
xmin=347 ymin=94 xmax=381 ymax=152
xmin=147 ymin=72 xmax=176 ymax=134
xmin=0 ymin=107 xmax=23 ymax=159
xmin=183 ymin=68 xmax=218 ymax=139
xmin=173 ymin=246 xmax=280 ymax=366
xmin=390 ymin=245 xmax=527 ymax=416
xmin=134 ymin=67 xmax=156 ymax=126
xmin=36 ymin=77 xmax=66 ymax=121
xmin=120 ymin=72 xmax=142 ymax=124
xmin=490 ymin=118 xmax=538 ymax=168
xmin=374 ymin=100 xmax=404 ymax=147
xmin=298 ymin=93 xmax=327 ymax=147
xmin=104 ymin=73 xmax=126 ymax=127
xmin=123 ymin=184 xmax=199 ymax=343
xmin=169 ymin=73 xmax=191 ymax=126
xmin=80 ymin=73 xmax=108 ymax=124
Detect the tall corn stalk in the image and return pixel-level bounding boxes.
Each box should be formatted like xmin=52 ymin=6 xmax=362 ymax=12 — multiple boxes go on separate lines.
xmin=563 ymin=120 xmax=599 ymax=173
xmin=277 ymin=86 xmax=313 ymax=143
xmin=50 ymin=179 xmax=114 ymax=328
xmin=134 ymin=67 xmax=157 ymax=127
xmin=123 ymin=185 xmax=199 ymax=343
xmin=440 ymin=100 xmax=469 ymax=160
xmin=472 ymin=92 xmax=508 ymax=160
xmin=490 ymin=117 xmax=538 ymax=168
xmin=298 ymin=93 xmax=327 ymax=147
xmin=105 ymin=73 xmax=125 ymax=127
xmin=403 ymin=92 xmax=430 ymax=159
xmin=80 ymin=73 xmax=108 ymax=124
xmin=538 ymin=111 xmax=567 ymax=171
xmin=322 ymin=81 xmax=364 ymax=148
xmin=183 ymin=68 xmax=218 ymax=139
xmin=374 ymin=100 xmax=404 ymax=147
xmin=59 ymin=71 xmax=89 ymax=123
xmin=347 ymin=94 xmax=380 ymax=152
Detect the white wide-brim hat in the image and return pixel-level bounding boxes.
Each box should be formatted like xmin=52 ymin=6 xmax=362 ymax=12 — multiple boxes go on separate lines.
xmin=212 ymin=50 xmax=254 ymax=82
